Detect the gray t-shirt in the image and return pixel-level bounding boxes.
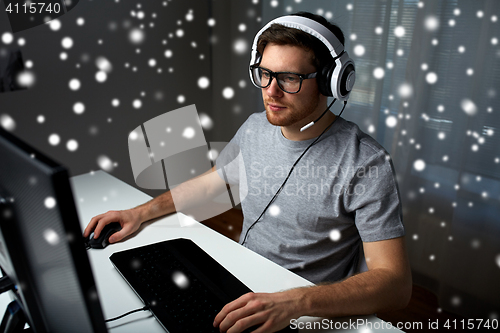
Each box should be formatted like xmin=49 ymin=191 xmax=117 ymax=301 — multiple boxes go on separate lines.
xmin=216 ymin=111 xmax=404 ymax=284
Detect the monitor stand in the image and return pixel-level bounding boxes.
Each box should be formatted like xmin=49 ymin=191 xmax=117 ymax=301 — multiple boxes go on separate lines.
xmin=0 ymin=301 xmax=33 ymax=333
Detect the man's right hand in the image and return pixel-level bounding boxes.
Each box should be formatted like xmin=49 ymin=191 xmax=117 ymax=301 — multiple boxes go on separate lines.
xmin=83 ymin=209 xmax=142 ymax=244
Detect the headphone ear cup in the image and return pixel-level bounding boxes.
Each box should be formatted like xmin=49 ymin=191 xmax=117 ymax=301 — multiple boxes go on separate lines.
xmin=330 ymin=53 xmax=355 ymax=100
xmin=249 ymin=53 xmax=262 ymax=87
xmin=339 ymin=63 xmax=355 ymax=98
xmin=317 ymin=61 xmax=335 ymax=97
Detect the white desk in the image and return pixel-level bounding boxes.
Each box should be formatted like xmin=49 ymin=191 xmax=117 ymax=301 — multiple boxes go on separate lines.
xmin=70 ymin=170 xmax=403 ymax=333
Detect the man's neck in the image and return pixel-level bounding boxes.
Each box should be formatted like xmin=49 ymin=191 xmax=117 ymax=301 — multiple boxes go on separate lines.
xmin=281 ymin=108 xmax=337 ymax=141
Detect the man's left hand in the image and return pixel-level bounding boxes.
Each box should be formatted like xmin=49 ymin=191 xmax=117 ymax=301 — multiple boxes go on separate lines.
xmin=213 ymin=289 xmax=304 ymax=333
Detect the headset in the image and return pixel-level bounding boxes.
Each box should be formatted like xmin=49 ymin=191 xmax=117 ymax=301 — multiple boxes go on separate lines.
xmin=249 ymin=15 xmax=356 ymax=101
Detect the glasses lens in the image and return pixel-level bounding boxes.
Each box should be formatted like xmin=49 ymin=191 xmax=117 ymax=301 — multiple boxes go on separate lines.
xmin=252 ymin=67 xmax=269 ymax=87
xmin=277 ymin=73 xmax=301 ymax=93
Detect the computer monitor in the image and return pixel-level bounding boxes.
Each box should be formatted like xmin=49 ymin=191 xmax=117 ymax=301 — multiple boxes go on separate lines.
xmin=0 ymin=127 xmax=107 ymax=333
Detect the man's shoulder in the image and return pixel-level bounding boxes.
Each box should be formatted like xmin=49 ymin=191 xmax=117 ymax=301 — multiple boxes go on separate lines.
xmin=334 ymin=118 xmax=389 ymax=163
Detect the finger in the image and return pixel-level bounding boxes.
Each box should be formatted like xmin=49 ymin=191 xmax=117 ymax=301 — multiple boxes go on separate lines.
xmin=92 ymin=212 xmax=118 ymax=238
xmin=83 ymin=213 xmax=105 ymax=237
xmin=214 ymin=293 xmax=253 ymax=327
xmin=108 ymin=228 xmax=128 ymax=243
xmin=109 ymin=217 xmax=141 ymax=243
xmin=227 ymin=312 xmax=268 ymax=333
xmin=219 ymin=306 xmax=260 ymax=333
xmin=218 ymin=297 xmax=264 ymax=332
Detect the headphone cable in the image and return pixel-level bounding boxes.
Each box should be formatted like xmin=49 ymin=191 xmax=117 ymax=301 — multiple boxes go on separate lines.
xmin=241 ymin=100 xmax=348 ymax=246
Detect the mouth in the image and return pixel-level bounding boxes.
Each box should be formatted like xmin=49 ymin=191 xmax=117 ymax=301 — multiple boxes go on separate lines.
xmin=267 ymin=103 xmax=287 ymax=112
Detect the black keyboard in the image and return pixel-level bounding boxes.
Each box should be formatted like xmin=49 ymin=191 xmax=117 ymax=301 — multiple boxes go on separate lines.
xmin=110 ymin=238 xmax=296 ymax=333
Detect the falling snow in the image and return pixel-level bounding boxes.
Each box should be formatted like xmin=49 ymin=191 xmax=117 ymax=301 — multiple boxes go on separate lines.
xmin=329 ymin=229 xmax=341 ymax=242
xmin=269 ymin=204 xmax=280 ymax=217
xmin=61 ymin=37 xmax=74 ymax=49
xmin=425 ymin=72 xmax=438 ymax=84
xmin=398 ymin=83 xmax=413 ymax=98
xmin=233 ymin=38 xmax=249 ymax=54
xmin=424 ymin=16 xmax=440 ymax=31
xmin=132 ymin=99 xmax=142 ymax=109
xmin=0 ymin=114 xmax=16 ymax=131
xmin=49 ymin=20 xmax=62 ymax=31
xmin=373 ymin=67 xmax=385 ymax=79
xmin=222 ymin=87 xmax=235 ymax=99
xmin=394 ymin=26 xmax=406 ymax=38
xmin=199 ymin=113 xmax=213 ymax=129
xmin=43 ymin=229 xmax=60 ymax=245
xmin=97 ymin=155 xmax=114 ymax=172
xmin=96 ymin=57 xmax=113 ymax=72
xmin=48 ymin=134 xmax=60 ymax=146
xmin=73 ymin=102 xmax=85 ymax=114
xmin=67 ymin=139 xmax=79 ymax=152
xmin=353 ymin=45 xmax=365 ymax=56
xmin=413 ymin=159 xmax=426 ymax=171
xmin=461 ymin=99 xmax=478 ymax=116
xmin=69 ymin=78 xmax=81 ymax=91
xmin=1 ymin=32 xmax=14 ymax=44
xmin=129 ymin=28 xmax=145 ymax=44
xmin=95 ymin=71 xmax=107 ymax=83
xmin=172 ymin=271 xmax=189 ymax=289
xmin=207 ymin=149 xmax=218 ymax=161
xmin=182 ymin=127 xmax=195 ymax=139
xmin=197 ymin=77 xmax=210 ymax=89
xmin=386 ymin=116 xmax=397 ymax=128
xmin=44 ymin=197 xmax=56 ymax=209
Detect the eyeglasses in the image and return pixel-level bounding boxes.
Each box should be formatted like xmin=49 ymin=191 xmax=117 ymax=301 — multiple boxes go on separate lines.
xmin=250 ymin=65 xmax=317 ymax=94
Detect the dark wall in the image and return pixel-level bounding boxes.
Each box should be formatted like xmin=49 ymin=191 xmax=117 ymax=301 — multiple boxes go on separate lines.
xmin=0 ymin=0 xmax=262 ymax=197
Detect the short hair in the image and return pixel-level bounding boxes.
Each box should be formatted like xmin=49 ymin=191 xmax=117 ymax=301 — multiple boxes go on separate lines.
xmin=256 ymin=12 xmax=345 ymax=71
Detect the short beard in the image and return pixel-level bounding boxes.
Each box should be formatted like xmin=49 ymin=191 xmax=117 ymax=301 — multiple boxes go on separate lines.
xmin=265 ymin=99 xmax=320 ymax=127
xmin=265 ymin=109 xmax=302 ymax=127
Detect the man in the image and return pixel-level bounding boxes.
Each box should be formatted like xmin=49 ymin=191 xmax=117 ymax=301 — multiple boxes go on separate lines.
xmin=84 ymin=12 xmax=411 ymax=333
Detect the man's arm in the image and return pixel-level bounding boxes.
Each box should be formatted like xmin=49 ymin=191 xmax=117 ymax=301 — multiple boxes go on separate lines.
xmin=300 ymin=236 xmax=412 ymax=316
xmin=214 ymin=236 xmax=412 ymax=333
xmin=83 ymin=166 xmax=228 ymax=243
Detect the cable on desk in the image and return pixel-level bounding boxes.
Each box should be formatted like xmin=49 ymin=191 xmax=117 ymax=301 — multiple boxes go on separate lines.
xmin=105 ymin=305 xmax=150 ymax=322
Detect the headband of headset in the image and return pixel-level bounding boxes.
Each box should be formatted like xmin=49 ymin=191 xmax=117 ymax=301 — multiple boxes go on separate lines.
xmin=249 ymin=15 xmax=355 ymax=100
xmin=250 ymin=16 xmax=345 ymax=64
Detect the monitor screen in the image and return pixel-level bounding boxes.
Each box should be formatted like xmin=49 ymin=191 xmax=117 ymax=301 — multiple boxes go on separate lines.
xmin=0 ymin=127 xmax=107 ymax=333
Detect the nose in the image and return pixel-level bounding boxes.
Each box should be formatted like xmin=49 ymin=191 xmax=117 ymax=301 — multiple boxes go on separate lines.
xmin=265 ymin=77 xmax=284 ymax=98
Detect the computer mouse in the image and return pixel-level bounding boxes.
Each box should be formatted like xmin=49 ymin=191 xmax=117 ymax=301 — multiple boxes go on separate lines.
xmin=85 ymin=222 xmax=122 ymax=249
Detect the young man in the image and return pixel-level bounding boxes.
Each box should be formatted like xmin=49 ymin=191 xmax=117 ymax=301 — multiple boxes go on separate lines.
xmin=84 ymin=12 xmax=411 ymax=333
